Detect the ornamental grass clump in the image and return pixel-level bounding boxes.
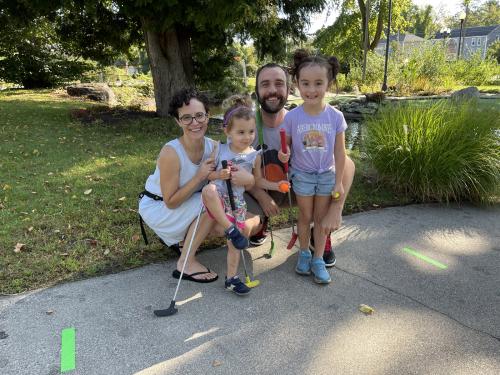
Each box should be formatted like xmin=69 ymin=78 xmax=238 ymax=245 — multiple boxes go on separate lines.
xmin=365 ymin=100 xmax=500 ymax=203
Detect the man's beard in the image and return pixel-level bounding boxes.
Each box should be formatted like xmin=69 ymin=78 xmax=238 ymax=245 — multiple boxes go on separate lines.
xmin=257 ymin=93 xmax=286 ymax=114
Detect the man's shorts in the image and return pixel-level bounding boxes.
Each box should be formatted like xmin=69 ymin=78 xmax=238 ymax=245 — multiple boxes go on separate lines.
xmin=290 ymin=168 xmax=336 ymax=197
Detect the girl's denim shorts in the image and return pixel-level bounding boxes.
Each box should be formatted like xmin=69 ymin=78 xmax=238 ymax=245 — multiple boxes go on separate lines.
xmin=290 ymin=167 xmax=336 ymax=197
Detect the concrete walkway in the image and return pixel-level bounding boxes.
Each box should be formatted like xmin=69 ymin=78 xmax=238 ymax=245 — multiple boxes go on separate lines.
xmin=1 ymin=204 xmax=499 ymax=375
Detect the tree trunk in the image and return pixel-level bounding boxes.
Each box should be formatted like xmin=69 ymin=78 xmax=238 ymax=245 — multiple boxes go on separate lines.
xmin=142 ymin=19 xmax=194 ymax=117
xmin=370 ymin=0 xmax=386 ymax=50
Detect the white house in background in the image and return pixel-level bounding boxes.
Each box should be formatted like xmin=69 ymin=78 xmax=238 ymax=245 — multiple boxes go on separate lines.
xmin=433 ymin=25 xmax=500 ymax=60
xmin=374 ymin=33 xmax=425 ymax=55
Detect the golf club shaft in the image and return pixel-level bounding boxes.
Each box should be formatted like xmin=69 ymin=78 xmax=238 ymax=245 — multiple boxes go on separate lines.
xmin=172 ymin=200 xmax=204 ymax=302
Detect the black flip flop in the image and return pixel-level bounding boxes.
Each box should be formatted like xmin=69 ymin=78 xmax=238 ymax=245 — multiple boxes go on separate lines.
xmin=172 ymin=268 xmax=218 ymax=283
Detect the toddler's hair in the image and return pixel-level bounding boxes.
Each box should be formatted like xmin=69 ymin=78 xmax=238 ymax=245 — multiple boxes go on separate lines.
xmin=291 ymin=49 xmax=340 ymax=86
xmin=222 ymin=95 xmax=254 ymax=130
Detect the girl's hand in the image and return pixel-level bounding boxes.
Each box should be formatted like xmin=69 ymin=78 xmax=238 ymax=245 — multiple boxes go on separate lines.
xmin=219 ymin=167 xmax=231 ymax=180
xmin=332 ymin=183 xmax=344 ymax=200
xmin=230 ymin=166 xmax=254 ymax=187
xmin=278 ymin=146 xmax=290 ymax=164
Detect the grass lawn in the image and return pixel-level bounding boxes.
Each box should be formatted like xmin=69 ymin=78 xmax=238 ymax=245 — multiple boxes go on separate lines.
xmin=0 ymin=89 xmax=411 ymax=294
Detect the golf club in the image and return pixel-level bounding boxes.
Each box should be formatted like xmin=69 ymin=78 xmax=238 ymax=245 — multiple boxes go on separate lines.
xmin=153 ymin=201 xmax=204 ymax=317
xmin=222 ymin=160 xmax=260 ymax=288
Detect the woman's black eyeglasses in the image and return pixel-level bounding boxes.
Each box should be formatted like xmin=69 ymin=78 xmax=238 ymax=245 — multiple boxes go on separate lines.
xmin=179 ymin=112 xmax=208 ymax=125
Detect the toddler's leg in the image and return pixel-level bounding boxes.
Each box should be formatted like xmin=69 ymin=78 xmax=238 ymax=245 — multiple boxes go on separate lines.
xmin=202 ymin=184 xmax=233 ymax=230
xmin=224 ymin=241 xmax=251 ymax=295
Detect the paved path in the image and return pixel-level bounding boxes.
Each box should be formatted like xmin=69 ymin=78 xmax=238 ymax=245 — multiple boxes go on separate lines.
xmin=1 ymin=204 xmax=499 ymax=375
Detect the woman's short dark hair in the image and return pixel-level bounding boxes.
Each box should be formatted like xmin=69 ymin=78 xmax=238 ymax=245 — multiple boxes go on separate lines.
xmin=168 ymin=88 xmax=210 ymax=119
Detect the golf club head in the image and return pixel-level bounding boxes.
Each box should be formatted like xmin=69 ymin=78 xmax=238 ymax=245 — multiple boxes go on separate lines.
xmin=245 ymin=276 xmax=260 ymax=288
xmin=264 ymin=242 xmax=275 ymax=259
xmin=153 ymin=300 xmax=177 ymax=317
xmin=286 ymin=232 xmax=298 ymax=250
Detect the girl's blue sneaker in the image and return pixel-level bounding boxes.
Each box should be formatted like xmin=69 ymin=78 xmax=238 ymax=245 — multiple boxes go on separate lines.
xmin=311 ymin=257 xmax=331 ymax=284
xmin=295 ymin=250 xmax=312 ymax=275
xmin=225 ymin=225 xmax=249 ymax=250
xmin=225 ymin=275 xmax=251 ymax=296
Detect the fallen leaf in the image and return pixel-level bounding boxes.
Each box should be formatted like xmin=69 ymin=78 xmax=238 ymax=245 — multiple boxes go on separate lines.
xmin=3 ymin=184 xmax=11 ymax=190
xmin=14 ymin=243 xmax=26 ymax=253
xmin=118 ymin=196 xmax=126 ymax=201
xmin=359 ymin=304 xmax=375 ymax=315
xmin=84 ymin=189 xmax=92 ymax=195
xmin=131 ymin=234 xmax=140 ymax=242
xmin=212 ymin=360 xmax=223 ymax=367
xmin=28 ymin=226 xmax=34 ymax=232
xmin=103 ymin=249 xmax=110 ymax=255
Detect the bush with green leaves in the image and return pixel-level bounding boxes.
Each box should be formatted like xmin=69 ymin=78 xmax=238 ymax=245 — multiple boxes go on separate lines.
xmin=451 ymin=51 xmax=499 ymax=86
xmin=365 ymin=100 xmax=500 ymax=202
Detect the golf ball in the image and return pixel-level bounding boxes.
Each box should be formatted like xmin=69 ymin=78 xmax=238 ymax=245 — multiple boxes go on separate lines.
xmin=279 ymin=182 xmax=289 ymax=193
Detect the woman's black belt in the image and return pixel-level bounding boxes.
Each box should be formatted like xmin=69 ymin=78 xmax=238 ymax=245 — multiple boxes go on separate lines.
xmin=138 ymin=190 xmax=163 ymax=245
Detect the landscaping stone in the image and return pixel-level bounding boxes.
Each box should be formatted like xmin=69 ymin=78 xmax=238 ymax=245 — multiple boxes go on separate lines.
xmin=66 ymin=83 xmax=117 ymax=105
xmin=451 ymin=86 xmax=480 ymax=100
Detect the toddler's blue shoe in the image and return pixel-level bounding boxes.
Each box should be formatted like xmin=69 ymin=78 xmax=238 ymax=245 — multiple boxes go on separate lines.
xmin=225 ymin=275 xmax=251 ymax=296
xmin=225 ymin=225 xmax=249 ymax=250
xmin=295 ymin=250 xmax=312 ymax=275
xmin=311 ymin=257 xmax=331 ymax=284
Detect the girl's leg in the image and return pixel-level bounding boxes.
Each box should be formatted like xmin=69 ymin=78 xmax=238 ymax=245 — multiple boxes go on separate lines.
xmin=312 ymin=195 xmax=331 ymax=259
xmin=202 ymin=184 xmax=233 ymax=230
xmin=295 ymin=195 xmax=314 ymax=250
xmin=226 ymin=241 xmax=240 ymax=279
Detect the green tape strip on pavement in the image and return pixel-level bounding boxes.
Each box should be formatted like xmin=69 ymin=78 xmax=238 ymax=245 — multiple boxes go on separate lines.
xmin=402 ymin=247 xmax=448 ymax=270
xmin=60 ymin=327 xmax=76 ymax=372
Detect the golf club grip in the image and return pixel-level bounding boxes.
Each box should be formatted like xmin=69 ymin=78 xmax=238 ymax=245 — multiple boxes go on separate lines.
xmin=221 ymin=160 xmax=236 ymax=212
xmin=279 ymin=128 xmax=288 ymax=173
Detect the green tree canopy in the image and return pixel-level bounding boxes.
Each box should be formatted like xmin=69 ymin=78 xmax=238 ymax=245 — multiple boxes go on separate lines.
xmin=313 ymin=0 xmax=411 ymax=66
xmin=1 ymin=0 xmax=327 ymax=116
xmin=403 ymin=4 xmax=439 ymax=38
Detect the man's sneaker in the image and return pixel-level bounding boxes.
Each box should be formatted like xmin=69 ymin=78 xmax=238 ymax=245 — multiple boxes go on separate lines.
xmin=295 ymin=250 xmax=312 ymax=275
xmin=249 ymin=217 xmax=268 ymax=246
xmin=225 ymin=225 xmax=249 ymax=250
xmin=309 ymin=227 xmax=336 ymax=267
xmin=225 ymin=275 xmax=251 ymax=296
xmin=311 ymin=257 xmax=331 ymax=284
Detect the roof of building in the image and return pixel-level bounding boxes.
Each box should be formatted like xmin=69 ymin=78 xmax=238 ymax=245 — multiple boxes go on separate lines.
xmin=434 ymin=25 xmax=499 ymax=39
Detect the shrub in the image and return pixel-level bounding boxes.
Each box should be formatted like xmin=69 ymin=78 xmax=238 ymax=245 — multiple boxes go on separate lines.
xmin=451 ymin=52 xmax=500 ymax=86
xmin=365 ymin=100 xmax=500 ymax=203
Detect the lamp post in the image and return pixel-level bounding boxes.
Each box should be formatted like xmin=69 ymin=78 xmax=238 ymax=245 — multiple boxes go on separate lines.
xmin=440 ymin=27 xmax=451 ymax=59
xmin=457 ymin=11 xmax=466 ymax=59
xmin=381 ymin=0 xmax=393 ymax=92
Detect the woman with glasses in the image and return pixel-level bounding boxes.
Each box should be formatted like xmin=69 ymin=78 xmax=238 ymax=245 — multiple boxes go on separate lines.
xmin=139 ymin=88 xmax=257 ymax=282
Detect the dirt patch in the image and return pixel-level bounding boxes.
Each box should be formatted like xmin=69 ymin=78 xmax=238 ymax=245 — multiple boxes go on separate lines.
xmin=70 ymin=107 xmax=157 ymax=125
